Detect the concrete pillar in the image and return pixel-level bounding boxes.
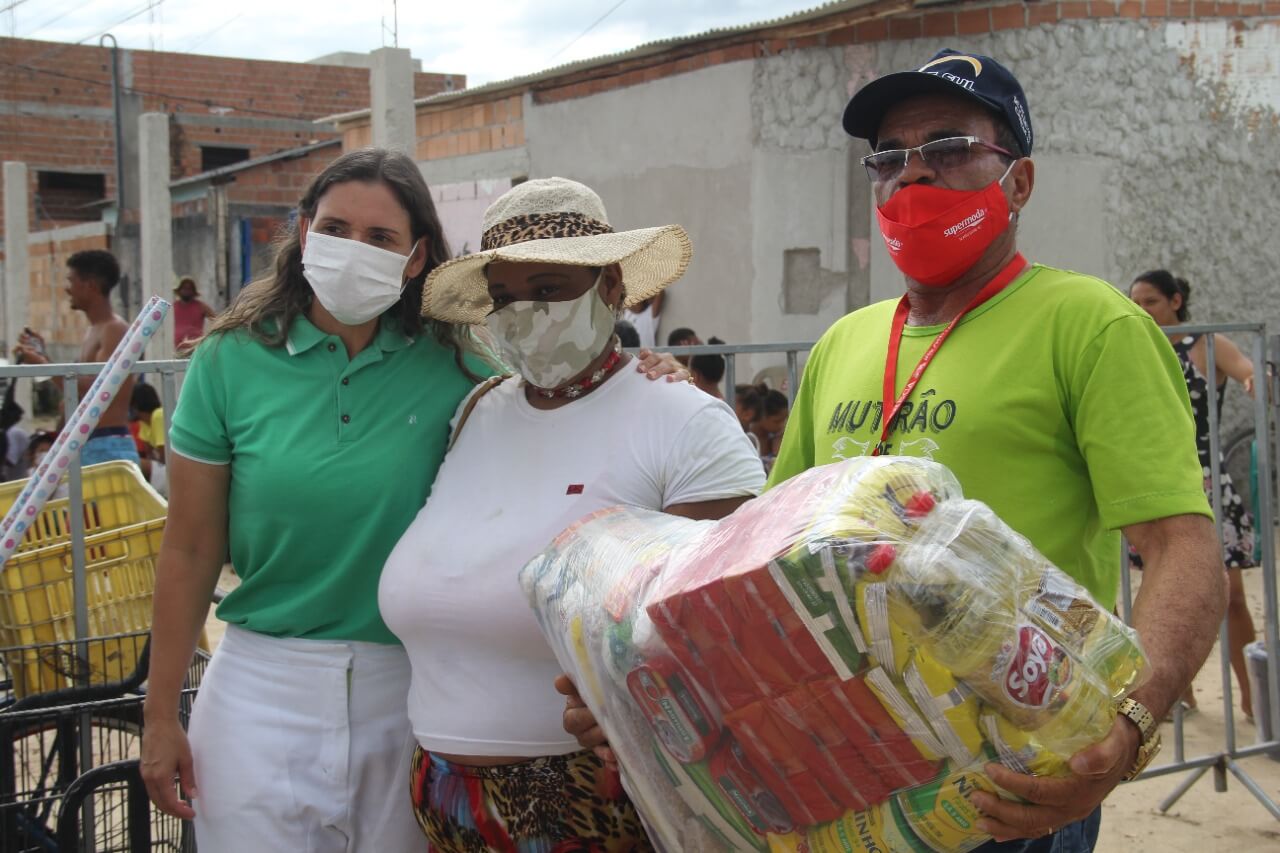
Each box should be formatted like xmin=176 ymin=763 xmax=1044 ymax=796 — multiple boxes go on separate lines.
xmin=3 ymin=162 xmax=33 ymax=426
xmin=118 ymin=89 xmax=145 ymax=315
xmin=3 ymin=162 xmax=30 ymax=357
xmin=138 ymin=112 xmax=175 ymax=359
xmin=370 ymin=47 xmax=416 ymax=156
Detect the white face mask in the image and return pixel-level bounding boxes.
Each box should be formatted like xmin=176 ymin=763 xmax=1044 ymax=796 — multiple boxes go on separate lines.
xmin=301 ymin=231 xmax=418 ymax=326
xmin=486 ymin=271 xmax=617 ymax=389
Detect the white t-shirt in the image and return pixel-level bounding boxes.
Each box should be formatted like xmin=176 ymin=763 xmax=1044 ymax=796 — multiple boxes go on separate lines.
xmin=622 ymin=306 xmax=659 ymax=349
xmin=379 ymin=366 xmax=765 ymax=757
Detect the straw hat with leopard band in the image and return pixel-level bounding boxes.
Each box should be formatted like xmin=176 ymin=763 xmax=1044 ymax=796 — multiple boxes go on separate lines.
xmin=422 ymin=177 xmax=692 ymax=325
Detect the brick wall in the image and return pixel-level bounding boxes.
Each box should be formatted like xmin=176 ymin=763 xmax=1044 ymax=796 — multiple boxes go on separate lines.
xmin=415 ymin=94 xmax=525 ymax=161
xmin=35 ymin=183 xmax=102 ymax=223
xmin=173 ymin=143 xmax=337 ymax=212
xmin=343 ymin=124 xmax=374 ymax=150
xmin=221 ymin=143 xmax=341 ymax=206
xmin=0 ymin=37 xmax=465 ymax=233
xmin=170 ymin=126 xmax=318 ymax=178
xmin=1 ymin=37 xmax=463 ymax=126
xmin=341 ymin=94 xmax=526 ymax=163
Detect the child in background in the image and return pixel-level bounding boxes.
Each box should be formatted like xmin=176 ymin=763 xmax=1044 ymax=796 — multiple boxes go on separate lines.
xmin=128 ymin=407 xmax=150 ymax=460
xmin=666 ymin=327 xmax=700 ymax=366
xmin=1 ymin=383 xmax=29 ymax=482
xmin=733 ymin=383 xmax=761 ymax=431
xmin=130 ymin=382 xmax=167 ymax=494
xmin=733 ymin=383 xmax=763 ymax=454
xmin=24 ymin=430 xmax=68 ymax=499
xmin=751 ymin=387 xmax=790 ymax=471
xmin=26 ymin=430 xmax=55 ymax=472
xmin=689 ymin=337 xmax=726 ymax=400
xmin=614 ymin=320 xmax=641 ymax=349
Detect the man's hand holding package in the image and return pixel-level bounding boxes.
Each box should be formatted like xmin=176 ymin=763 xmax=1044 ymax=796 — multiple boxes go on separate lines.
xmin=973 ymin=715 xmax=1139 ymax=840
xmin=975 ymin=513 xmax=1222 ymax=841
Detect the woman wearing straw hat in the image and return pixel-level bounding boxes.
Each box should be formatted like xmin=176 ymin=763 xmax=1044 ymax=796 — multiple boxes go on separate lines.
xmin=379 ymin=178 xmax=766 ymax=851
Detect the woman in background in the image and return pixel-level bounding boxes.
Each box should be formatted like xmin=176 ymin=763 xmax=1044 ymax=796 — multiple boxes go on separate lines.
xmin=750 ymin=386 xmax=790 ymax=470
xmin=1130 ymin=269 xmax=1257 ymax=720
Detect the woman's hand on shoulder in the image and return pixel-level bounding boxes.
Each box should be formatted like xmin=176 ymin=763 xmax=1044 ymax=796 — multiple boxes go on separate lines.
xmin=635 ymin=349 xmax=690 ymax=384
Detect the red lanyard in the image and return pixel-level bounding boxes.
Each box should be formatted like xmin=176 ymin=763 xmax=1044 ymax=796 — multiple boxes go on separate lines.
xmin=873 ymin=254 xmax=1028 ymax=456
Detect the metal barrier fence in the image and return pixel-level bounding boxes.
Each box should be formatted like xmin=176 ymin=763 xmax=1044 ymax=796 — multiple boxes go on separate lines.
xmin=654 ymin=341 xmax=813 ymax=408
xmin=1 ymin=320 xmax=1277 ymax=825
xmin=1114 ymin=323 xmax=1280 ymax=822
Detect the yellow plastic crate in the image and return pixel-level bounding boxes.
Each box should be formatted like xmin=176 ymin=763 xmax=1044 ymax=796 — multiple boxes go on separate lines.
xmin=0 ymin=461 xmax=166 ymax=553
xmin=0 ymin=462 xmax=207 ymax=697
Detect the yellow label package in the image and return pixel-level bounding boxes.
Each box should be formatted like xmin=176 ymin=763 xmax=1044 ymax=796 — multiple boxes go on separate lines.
xmin=800 ymin=799 xmax=924 ymax=853
xmin=893 ymin=766 xmax=998 ymax=853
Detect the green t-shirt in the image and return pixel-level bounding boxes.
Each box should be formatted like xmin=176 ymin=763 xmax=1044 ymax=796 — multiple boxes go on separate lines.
xmin=169 ymin=314 xmax=490 ymax=643
xmin=768 ymin=264 xmax=1211 ymax=609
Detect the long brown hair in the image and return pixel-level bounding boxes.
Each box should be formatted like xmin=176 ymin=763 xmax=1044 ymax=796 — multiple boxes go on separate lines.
xmin=205 ymin=148 xmax=481 ymax=379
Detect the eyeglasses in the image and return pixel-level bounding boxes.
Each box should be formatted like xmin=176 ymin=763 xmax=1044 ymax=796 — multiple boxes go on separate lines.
xmin=861 ymin=136 xmax=1015 ymax=182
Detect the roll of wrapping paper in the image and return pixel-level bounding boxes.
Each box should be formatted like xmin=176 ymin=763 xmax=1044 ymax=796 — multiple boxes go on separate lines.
xmin=0 ymin=297 xmax=170 ymax=564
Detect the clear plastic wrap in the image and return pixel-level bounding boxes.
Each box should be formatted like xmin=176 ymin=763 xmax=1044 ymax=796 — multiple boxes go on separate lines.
xmin=521 ymin=456 xmax=1148 ymax=852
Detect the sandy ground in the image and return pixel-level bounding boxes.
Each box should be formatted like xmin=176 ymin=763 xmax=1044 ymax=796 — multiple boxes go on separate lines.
xmin=202 ymin=568 xmax=1280 ymax=851
xmin=1095 ymin=565 xmax=1280 ymax=851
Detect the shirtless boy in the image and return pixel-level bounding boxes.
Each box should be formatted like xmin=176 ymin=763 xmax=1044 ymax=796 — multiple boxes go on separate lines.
xmin=13 ymin=250 xmax=139 ymax=466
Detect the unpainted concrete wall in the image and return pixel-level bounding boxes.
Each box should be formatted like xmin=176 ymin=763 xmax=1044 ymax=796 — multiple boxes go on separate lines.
xmin=525 ymin=61 xmax=758 ymax=352
xmin=749 ymin=45 xmax=876 ymax=368
xmin=431 ymin=178 xmax=514 ymax=257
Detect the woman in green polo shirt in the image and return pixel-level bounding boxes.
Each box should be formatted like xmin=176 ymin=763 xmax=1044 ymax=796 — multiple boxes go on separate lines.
xmin=139 ymin=148 xmax=478 ymax=851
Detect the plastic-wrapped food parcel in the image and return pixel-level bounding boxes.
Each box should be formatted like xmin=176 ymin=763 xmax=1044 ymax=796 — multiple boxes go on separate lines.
xmin=520 ymin=456 xmax=1148 ymax=852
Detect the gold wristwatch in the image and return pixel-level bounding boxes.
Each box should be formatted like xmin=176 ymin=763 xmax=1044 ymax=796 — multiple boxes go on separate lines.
xmin=1117 ymin=698 xmax=1161 ymax=781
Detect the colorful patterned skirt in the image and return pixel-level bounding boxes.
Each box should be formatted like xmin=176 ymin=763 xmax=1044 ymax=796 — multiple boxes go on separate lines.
xmin=409 ymin=747 xmax=655 ymax=853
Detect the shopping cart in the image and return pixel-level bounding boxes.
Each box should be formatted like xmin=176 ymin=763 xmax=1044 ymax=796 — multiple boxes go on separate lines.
xmin=1 ymin=462 xmax=211 ymax=850
xmin=55 ymin=759 xmax=188 ymax=853
xmin=0 ymin=634 xmax=207 ymax=853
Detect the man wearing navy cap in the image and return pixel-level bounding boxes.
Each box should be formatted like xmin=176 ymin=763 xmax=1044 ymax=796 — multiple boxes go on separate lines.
xmin=768 ymin=50 xmax=1226 ymax=850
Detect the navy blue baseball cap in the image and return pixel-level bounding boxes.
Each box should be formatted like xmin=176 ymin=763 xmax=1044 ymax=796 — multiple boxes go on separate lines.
xmin=843 ymin=48 xmax=1033 ymax=155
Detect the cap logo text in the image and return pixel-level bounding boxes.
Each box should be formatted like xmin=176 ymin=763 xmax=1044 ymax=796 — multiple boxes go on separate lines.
xmin=1011 ymin=95 xmax=1032 ymax=147
xmin=925 ymin=71 xmax=976 ymax=91
xmin=918 ymin=55 xmax=984 ymax=76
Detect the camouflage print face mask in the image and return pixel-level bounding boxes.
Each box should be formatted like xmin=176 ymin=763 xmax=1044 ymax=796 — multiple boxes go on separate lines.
xmin=486 ymin=270 xmax=617 ymax=389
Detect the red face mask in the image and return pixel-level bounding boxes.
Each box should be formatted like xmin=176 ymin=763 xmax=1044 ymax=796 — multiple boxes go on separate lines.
xmin=875 ymin=165 xmax=1015 ymax=287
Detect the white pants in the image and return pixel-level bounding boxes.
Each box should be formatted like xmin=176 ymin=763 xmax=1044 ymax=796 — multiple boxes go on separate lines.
xmin=188 ymin=625 xmax=422 ymax=853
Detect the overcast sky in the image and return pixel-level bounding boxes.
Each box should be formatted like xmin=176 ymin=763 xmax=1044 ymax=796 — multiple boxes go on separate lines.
xmin=6 ymin=0 xmax=825 ymax=87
